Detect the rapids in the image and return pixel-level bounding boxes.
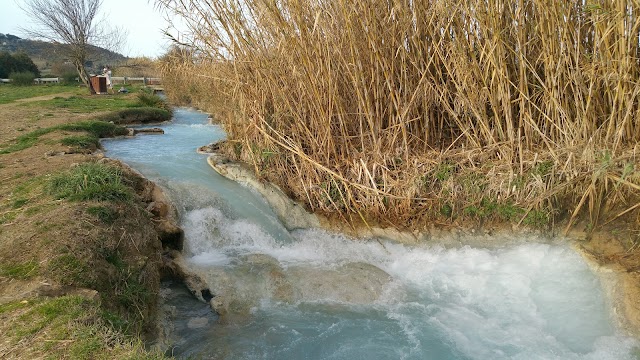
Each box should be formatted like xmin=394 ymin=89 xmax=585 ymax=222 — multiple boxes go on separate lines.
xmin=102 ymin=107 xmax=637 ymax=359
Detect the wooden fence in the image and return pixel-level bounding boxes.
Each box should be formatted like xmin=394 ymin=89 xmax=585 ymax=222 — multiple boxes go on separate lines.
xmin=0 ymin=77 xmax=162 ymax=85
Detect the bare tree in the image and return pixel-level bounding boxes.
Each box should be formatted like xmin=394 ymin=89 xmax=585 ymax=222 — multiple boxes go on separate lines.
xmin=19 ymin=0 xmax=126 ymax=93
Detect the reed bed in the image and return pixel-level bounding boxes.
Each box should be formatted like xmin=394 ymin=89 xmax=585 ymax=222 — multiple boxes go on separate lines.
xmin=157 ymin=0 xmax=640 ymax=231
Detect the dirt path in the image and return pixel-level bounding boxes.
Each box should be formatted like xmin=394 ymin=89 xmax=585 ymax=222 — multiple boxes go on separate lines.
xmin=10 ymin=91 xmax=78 ymax=103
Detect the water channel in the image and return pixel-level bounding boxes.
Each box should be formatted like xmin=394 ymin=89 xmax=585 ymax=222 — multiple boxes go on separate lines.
xmin=102 ymin=107 xmax=637 ymax=359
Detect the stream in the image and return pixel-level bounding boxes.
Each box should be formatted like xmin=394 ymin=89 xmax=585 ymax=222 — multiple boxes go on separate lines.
xmin=102 ymin=107 xmax=638 ymax=359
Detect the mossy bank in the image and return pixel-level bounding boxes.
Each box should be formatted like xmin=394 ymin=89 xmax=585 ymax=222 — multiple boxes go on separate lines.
xmin=0 ymin=84 xmax=177 ymax=358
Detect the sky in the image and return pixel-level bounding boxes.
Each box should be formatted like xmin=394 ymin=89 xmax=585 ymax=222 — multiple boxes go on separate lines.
xmin=0 ymin=0 xmax=180 ymax=58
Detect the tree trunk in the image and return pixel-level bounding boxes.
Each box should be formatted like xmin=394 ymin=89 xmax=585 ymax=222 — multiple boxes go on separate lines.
xmin=73 ymin=57 xmax=94 ymax=94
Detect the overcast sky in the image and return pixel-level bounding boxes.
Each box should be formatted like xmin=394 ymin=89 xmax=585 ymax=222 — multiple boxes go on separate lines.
xmin=0 ymin=0 xmax=179 ymax=58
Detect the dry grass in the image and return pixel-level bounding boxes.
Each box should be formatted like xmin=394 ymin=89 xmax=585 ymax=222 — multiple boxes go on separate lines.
xmin=157 ymin=0 xmax=640 ymax=231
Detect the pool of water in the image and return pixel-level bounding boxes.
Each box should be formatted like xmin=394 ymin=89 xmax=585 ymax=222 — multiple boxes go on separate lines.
xmin=102 ymin=108 xmax=637 ymax=359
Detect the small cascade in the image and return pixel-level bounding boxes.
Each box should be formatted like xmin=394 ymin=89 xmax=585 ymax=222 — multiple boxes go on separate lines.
xmin=103 ymin=108 xmax=637 ymax=359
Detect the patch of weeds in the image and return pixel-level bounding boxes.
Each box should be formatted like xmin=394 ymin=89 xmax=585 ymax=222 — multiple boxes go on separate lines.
xmin=0 ymin=211 xmax=18 ymax=224
xmin=87 ymin=205 xmax=119 ymax=224
xmin=0 ymin=300 xmax=29 ymax=315
xmin=461 ymin=173 xmax=487 ymax=194
xmin=0 ymin=260 xmax=38 ymax=279
xmin=0 ymin=121 xmax=126 ymax=155
xmin=60 ymin=134 xmax=100 ymax=149
xmin=463 ymin=198 xmax=496 ymax=218
xmin=101 ymin=310 xmax=130 ymax=334
xmin=36 ymin=222 xmax=62 ymax=234
xmin=595 ymin=150 xmax=613 ymax=177
xmin=440 ymin=203 xmax=453 ymax=217
xmin=511 ymin=174 xmax=527 ymax=190
xmin=25 ymin=205 xmax=44 ymax=216
xmin=251 ymin=144 xmax=277 ymax=166
xmin=136 ymin=92 xmax=172 ymax=112
xmin=463 ymin=205 xmax=482 ymax=218
xmin=97 ymin=107 xmax=171 ymax=124
xmin=622 ymin=163 xmax=635 ymax=179
xmin=0 ymin=84 xmax=80 ymax=104
xmin=320 ymin=179 xmax=346 ymax=209
xmin=523 ymin=209 xmax=550 ymax=227
xmin=12 ymin=198 xmax=28 ymax=209
xmin=532 ymin=160 xmax=554 ymax=177
xmin=13 ymin=175 xmax=45 ymax=196
xmin=47 ymin=254 xmax=92 ymax=287
xmin=117 ymin=275 xmax=151 ymax=310
xmin=99 ymin=248 xmax=126 ymax=270
xmin=233 ymin=142 xmax=243 ymax=158
xmin=57 ymin=120 xmax=128 ymax=137
xmin=434 ymin=163 xmax=455 ymax=182
xmin=496 ymin=202 xmax=525 ymax=222
xmin=70 ymin=329 xmax=104 ymax=358
xmin=15 ymin=296 xmax=88 ymax=339
xmin=48 ymin=163 xmax=133 ymax=202
xmin=0 ymin=127 xmax=54 ymax=154
xmin=26 ymin=94 xmax=139 ymax=112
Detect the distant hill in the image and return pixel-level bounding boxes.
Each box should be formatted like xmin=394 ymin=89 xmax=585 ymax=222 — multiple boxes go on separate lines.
xmin=0 ymin=33 xmax=128 ymax=75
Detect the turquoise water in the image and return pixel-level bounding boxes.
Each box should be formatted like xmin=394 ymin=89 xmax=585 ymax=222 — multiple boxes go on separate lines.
xmin=102 ymin=108 xmax=637 ymax=359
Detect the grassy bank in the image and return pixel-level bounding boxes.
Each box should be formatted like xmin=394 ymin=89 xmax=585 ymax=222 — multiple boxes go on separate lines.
xmin=159 ymin=0 xmax=639 ymax=236
xmin=0 ymin=86 xmax=171 ymax=358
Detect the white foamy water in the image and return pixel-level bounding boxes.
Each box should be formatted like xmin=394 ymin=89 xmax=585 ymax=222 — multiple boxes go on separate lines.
xmin=102 ymin=106 xmax=638 ymax=359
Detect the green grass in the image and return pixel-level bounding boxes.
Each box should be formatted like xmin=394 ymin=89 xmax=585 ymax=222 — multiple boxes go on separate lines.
xmin=137 ymin=92 xmax=171 ymax=112
xmin=60 ymin=135 xmax=100 ymax=149
xmin=434 ymin=163 xmax=455 ymax=182
xmin=48 ymin=163 xmax=134 ymax=203
xmin=457 ymin=197 xmax=550 ymax=228
xmin=57 ymin=120 xmax=129 ymax=137
xmin=0 ymin=211 xmax=18 ymax=224
xmin=12 ymin=198 xmax=29 ymax=209
xmin=47 ymin=254 xmax=92 ymax=287
xmin=0 ymin=127 xmax=56 ymax=154
xmin=0 ymin=260 xmax=39 ymax=279
xmin=0 ymin=84 xmax=82 ymax=104
xmin=87 ymin=206 xmax=119 ymax=224
xmin=0 ymin=301 xmax=29 ymax=315
xmin=14 ymin=296 xmax=88 ymax=339
xmin=97 ymin=107 xmax=171 ymax=124
xmin=0 ymin=121 xmax=127 ymax=155
xmin=23 ymin=94 xmax=141 ymax=113
xmin=523 ymin=209 xmax=551 ymax=228
xmin=2 ymin=296 xmax=166 ymax=359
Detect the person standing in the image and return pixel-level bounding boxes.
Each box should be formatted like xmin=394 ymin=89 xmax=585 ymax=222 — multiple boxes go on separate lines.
xmin=104 ymin=66 xmax=112 ymax=94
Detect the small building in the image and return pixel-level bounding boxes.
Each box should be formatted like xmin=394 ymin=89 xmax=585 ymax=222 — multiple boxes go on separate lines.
xmin=90 ymin=76 xmax=107 ymax=94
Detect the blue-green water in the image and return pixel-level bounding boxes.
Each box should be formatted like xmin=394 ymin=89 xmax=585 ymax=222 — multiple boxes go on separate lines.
xmin=102 ymin=108 xmax=637 ymax=359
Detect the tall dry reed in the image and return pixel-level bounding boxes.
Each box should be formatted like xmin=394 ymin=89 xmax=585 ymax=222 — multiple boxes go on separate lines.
xmin=157 ymin=0 xmax=640 ymax=231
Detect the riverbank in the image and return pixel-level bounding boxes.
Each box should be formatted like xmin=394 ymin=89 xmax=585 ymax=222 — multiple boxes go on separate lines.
xmin=205 ymin=147 xmax=640 ymax=339
xmin=0 ymin=85 xmax=174 ymax=358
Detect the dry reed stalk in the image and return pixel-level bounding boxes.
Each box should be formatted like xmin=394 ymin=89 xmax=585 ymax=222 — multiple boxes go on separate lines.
xmin=157 ymin=0 xmax=640 ymax=230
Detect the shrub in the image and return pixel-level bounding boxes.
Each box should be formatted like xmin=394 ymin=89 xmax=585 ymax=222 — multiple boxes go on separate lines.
xmin=9 ymin=71 xmax=35 ymax=86
xmin=61 ymin=71 xmax=79 ymax=83
xmin=98 ymin=107 xmax=171 ymax=124
xmin=137 ymin=92 xmax=171 ymax=112
xmin=0 ymin=51 xmax=40 ymax=78
xmin=48 ymin=163 xmax=133 ymax=202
